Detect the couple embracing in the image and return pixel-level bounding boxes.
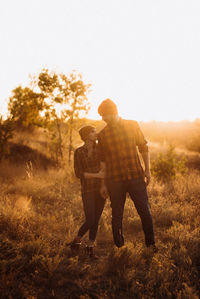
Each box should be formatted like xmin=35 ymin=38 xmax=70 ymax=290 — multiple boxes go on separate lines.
xmin=69 ymin=99 xmax=156 ymax=258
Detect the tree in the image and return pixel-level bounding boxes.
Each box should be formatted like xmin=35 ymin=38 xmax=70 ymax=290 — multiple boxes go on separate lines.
xmin=7 ymin=68 xmax=91 ymax=164
xmin=8 ymin=86 xmax=45 ymax=128
xmin=37 ymin=69 xmax=91 ymax=163
xmin=60 ymin=72 xmax=91 ymax=163
xmin=37 ymin=69 xmax=65 ymax=162
xmin=0 ymin=116 xmax=13 ymax=160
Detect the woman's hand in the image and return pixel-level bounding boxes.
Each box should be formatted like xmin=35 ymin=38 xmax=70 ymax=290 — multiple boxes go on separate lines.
xmin=83 ymin=170 xmax=105 ymax=179
xmin=100 ymin=184 xmax=108 ymax=199
xmin=96 ymin=170 xmax=106 ymax=179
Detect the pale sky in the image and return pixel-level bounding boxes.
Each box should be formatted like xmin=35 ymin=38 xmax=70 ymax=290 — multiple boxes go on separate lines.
xmin=0 ymin=0 xmax=200 ymax=121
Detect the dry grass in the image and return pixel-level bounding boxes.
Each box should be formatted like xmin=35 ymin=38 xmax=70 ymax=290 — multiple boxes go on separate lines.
xmin=0 ymin=144 xmax=200 ymax=298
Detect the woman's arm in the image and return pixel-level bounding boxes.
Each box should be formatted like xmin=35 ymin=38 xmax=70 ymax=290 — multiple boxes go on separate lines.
xmin=74 ymin=149 xmax=84 ymax=179
xmin=83 ymin=160 xmax=106 ymax=179
xmin=74 ymin=147 xmax=106 ymax=179
xmin=83 ymin=169 xmax=105 ymax=179
xmin=99 ymin=162 xmax=108 ymax=198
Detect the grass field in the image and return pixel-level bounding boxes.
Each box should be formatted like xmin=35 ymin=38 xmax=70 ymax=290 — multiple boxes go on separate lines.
xmin=0 ymin=126 xmax=199 ymax=299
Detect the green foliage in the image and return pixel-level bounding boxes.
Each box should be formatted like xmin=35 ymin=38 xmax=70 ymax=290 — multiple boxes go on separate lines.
xmin=37 ymin=69 xmax=91 ymax=124
xmin=7 ymin=68 xmax=91 ymax=164
xmin=151 ymin=145 xmax=187 ymax=182
xmin=0 ymin=116 xmax=13 ymax=159
xmin=59 ymin=71 xmax=91 ymax=163
xmin=8 ymin=86 xmax=45 ymax=128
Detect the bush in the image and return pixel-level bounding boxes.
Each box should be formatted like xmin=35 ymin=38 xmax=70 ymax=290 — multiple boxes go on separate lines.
xmin=0 ymin=117 xmax=13 ymax=160
xmin=151 ymin=145 xmax=187 ymax=182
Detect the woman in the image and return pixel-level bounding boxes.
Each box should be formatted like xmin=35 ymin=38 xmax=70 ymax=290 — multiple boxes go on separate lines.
xmin=69 ymin=125 xmax=106 ymax=258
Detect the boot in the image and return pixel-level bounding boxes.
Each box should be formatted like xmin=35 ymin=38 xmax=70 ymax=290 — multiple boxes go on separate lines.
xmin=147 ymin=244 xmax=158 ymax=253
xmin=68 ymin=238 xmax=81 ymax=255
xmin=85 ymin=245 xmax=99 ymax=260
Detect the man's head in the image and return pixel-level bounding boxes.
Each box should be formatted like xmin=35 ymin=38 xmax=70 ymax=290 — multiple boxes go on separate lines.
xmin=98 ymin=99 xmax=119 ymax=124
xmin=79 ymin=125 xmax=97 ymax=142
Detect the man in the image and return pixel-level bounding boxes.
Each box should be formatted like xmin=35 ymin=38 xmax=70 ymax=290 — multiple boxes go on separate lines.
xmin=98 ymin=99 xmax=157 ymax=251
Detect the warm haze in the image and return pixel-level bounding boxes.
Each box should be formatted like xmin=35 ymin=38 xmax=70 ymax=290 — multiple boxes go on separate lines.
xmin=0 ymin=0 xmax=200 ymax=121
xmin=1 ymin=2 xmax=200 ymax=297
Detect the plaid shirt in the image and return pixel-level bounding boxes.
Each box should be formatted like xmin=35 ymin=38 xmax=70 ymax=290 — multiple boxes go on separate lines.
xmin=74 ymin=143 xmax=101 ymax=194
xmin=98 ymin=118 xmax=148 ymax=181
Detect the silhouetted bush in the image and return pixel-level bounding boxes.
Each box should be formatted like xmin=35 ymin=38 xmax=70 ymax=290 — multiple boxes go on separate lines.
xmin=0 ymin=117 xmax=13 ymax=160
xmin=6 ymin=143 xmax=56 ymax=170
xmin=151 ymin=145 xmax=187 ymax=182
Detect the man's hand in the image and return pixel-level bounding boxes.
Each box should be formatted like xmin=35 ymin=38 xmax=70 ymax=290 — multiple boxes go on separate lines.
xmin=100 ymin=184 xmax=108 ymax=199
xmin=141 ymin=152 xmax=151 ymax=185
xmin=144 ymin=169 xmax=151 ymax=186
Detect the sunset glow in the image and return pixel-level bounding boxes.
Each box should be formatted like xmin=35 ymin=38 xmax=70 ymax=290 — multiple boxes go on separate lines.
xmin=0 ymin=0 xmax=200 ymax=122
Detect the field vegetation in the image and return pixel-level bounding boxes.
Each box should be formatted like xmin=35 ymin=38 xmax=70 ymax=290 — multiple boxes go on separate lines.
xmin=0 ymin=120 xmax=199 ymax=299
xmin=0 ymin=69 xmax=199 ymax=298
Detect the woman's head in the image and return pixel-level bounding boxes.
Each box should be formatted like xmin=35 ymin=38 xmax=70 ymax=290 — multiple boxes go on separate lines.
xmin=79 ymin=125 xmax=97 ymax=142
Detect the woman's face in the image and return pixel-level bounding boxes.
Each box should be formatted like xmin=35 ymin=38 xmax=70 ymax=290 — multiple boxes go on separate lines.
xmin=88 ymin=128 xmax=97 ymax=142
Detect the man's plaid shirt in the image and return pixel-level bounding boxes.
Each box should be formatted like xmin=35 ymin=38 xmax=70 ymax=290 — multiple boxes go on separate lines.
xmin=98 ymin=118 xmax=148 ymax=181
xmin=74 ymin=143 xmax=101 ymax=194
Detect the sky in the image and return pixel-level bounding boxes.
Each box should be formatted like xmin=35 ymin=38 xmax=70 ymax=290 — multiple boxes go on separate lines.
xmin=0 ymin=0 xmax=200 ymax=122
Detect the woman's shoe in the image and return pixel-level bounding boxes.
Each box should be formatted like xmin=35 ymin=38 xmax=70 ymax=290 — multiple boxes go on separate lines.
xmin=85 ymin=245 xmax=99 ymax=260
xmin=68 ymin=239 xmax=82 ymax=255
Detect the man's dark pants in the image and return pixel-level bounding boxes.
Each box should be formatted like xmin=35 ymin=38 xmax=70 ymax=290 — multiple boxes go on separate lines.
xmin=107 ymin=178 xmax=155 ymax=247
xmin=78 ymin=191 xmax=106 ymax=241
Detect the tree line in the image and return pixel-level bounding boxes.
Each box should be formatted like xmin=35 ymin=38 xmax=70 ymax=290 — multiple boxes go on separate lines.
xmin=0 ymin=69 xmax=91 ymax=164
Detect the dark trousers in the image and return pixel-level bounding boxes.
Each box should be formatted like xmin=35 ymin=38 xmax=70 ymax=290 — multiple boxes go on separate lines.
xmin=78 ymin=191 xmax=106 ymax=241
xmin=107 ymin=178 xmax=155 ymax=248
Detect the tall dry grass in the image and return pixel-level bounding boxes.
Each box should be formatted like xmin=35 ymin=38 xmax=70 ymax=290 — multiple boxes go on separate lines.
xmin=0 ymin=146 xmax=199 ymax=298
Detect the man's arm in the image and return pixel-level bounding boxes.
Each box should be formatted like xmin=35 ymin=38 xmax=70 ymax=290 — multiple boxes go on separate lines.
xmin=141 ymin=151 xmax=151 ymax=185
xmin=133 ymin=121 xmax=151 ymax=185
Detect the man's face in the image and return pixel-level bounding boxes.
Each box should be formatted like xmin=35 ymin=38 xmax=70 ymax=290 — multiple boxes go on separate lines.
xmin=102 ymin=114 xmax=118 ymax=125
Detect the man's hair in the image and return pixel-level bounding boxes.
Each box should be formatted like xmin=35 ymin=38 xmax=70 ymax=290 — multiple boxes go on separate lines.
xmin=79 ymin=125 xmax=95 ymax=142
xmin=98 ymin=98 xmax=118 ymax=116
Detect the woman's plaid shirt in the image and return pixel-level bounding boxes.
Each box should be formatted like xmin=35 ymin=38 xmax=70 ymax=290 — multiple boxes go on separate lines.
xmin=98 ymin=118 xmax=148 ymax=181
xmin=74 ymin=143 xmax=101 ymax=194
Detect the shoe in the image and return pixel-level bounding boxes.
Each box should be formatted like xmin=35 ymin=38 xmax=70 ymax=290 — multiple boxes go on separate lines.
xmin=70 ymin=242 xmax=81 ymax=254
xmin=85 ymin=245 xmax=99 ymax=260
xmin=148 ymin=244 xmax=158 ymax=253
xmin=67 ymin=239 xmax=82 ymax=255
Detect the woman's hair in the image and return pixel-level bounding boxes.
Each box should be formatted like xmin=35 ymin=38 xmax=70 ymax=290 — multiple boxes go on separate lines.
xmin=79 ymin=125 xmax=95 ymax=141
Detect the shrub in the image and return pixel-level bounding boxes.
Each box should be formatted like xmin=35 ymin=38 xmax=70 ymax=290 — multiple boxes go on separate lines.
xmin=0 ymin=117 xmax=13 ymax=160
xmin=151 ymin=145 xmax=187 ymax=182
